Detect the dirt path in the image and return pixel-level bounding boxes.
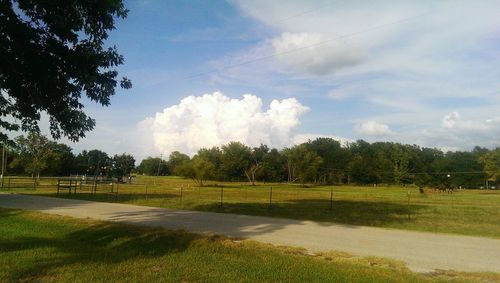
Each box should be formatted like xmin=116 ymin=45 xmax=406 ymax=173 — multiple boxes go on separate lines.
xmin=1 ymin=193 xmax=499 ymax=273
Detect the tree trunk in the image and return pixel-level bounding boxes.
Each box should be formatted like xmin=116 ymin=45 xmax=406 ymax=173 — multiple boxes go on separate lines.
xmin=287 ymin=161 xmax=291 ymax=183
xmin=244 ymin=170 xmax=254 ymax=185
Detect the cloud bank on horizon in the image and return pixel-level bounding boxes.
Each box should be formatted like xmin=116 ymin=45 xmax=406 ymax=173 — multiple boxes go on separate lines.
xmin=137 ymin=91 xmax=500 ymax=157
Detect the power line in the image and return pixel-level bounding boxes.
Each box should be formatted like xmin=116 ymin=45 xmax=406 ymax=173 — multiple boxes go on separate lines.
xmin=266 ymin=1 xmax=345 ymax=25
xmin=135 ymin=2 xmax=345 ymax=41
xmin=315 ymin=165 xmax=489 ymax=175
xmin=180 ymin=9 xmax=433 ymax=81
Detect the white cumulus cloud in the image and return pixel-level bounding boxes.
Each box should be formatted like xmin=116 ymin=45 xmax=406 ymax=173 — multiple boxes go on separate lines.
xmin=355 ymin=121 xmax=393 ymax=137
xmin=138 ymin=92 xmax=309 ymax=155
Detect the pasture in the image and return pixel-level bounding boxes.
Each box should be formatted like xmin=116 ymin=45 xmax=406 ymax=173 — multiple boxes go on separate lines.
xmin=2 ymin=175 xmax=500 ymax=238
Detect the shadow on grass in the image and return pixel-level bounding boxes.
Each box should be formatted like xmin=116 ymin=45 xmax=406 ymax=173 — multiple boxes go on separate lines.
xmin=10 ymin=192 xmax=425 ymax=227
xmin=0 ymin=220 xmax=204 ymax=281
xmin=0 ymin=194 xmax=294 ymax=238
xmin=192 ymin=199 xmax=425 ymax=227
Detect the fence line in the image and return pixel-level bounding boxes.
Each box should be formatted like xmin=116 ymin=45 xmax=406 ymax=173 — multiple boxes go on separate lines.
xmin=4 ymin=178 xmax=487 ymax=234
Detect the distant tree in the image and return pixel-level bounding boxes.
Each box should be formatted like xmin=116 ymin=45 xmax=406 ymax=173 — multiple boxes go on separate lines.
xmin=74 ymin=151 xmax=90 ymax=175
xmin=304 ymin=138 xmax=350 ymax=184
xmin=286 ymin=145 xmax=323 ymax=186
xmin=258 ymin=148 xmax=286 ymax=182
xmin=191 ymin=157 xmax=215 ymax=186
xmin=167 ymin=151 xmax=190 ymax=175
xmin=413 ymin=147 xmax=443 ymax=187
xmin=347 ymin=140 xmax=379 ymax=184
xmin=373 ymin=145 xmax=393 ymax=183
xmin=6 ymin=138 xmax=86 ymax=178
xmin=174 ymin=161 xmax=195 ymax=183
xmin=390 ymin=144 xmax=411 ymax=184
xmin=429 ymin=154 xmax=452 ymax=188
xmin=44 ymin=143 xmax=75 ymax=176
xmin=74 ymin=149 xmax=110 ymax=177
xmin=220 ymin=142 xmax=252 ymax=181
xmin=137 ymin=157 xmax=168 ymax=176
xmin=11 ymin=132 xmax=52 ymax=178
xmin=0 ymin=0 xmax=131 ymax=143
xmin=196 ymin=147 xmax=222 ymax=179
xmin=244 ymin=162 xmax=261 ymax=185
xmin=112 ymin=153 xmax=135 ymax=180
xmin=243 ymin=145 xmax=269 ymax=185
xmin=444 ymin=151 xmax=485 ymax=187
xmin=5 ymin=146 xmax=22 ymax=175
xmin=175 ymin=157 xmax=214 ymax=186
xmin=346 ymin=154 xmax=362 ymax=184
xmin=480 ymin=148 xmax=500 ymax=184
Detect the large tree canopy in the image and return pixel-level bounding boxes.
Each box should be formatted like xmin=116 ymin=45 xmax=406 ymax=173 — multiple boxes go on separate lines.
xmin=0 ymin=0 xmax=131 ymax=142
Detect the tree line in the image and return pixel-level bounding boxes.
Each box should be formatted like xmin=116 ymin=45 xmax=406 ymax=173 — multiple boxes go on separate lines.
xmin=2 ymin=133 xmax=499 ymax=188
xmin=138 ymin=139 xmax=500 ymax=188
xmin=2 ymin=133 xmax=135 ymax=180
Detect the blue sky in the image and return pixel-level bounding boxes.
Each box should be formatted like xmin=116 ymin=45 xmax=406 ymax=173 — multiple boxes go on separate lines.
xmin=48 ymin=0 xmax=500 ymax=159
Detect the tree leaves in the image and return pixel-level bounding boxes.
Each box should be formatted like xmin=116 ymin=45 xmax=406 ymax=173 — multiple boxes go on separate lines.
xmin=0 ymin=0 xmax=130 ymax=142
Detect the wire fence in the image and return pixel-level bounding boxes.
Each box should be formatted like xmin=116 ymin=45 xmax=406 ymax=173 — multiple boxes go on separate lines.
xmin=0 ymin=177 xmax=375 ymax=210
xmin=2 ymin=176 xmax=500 ymax=237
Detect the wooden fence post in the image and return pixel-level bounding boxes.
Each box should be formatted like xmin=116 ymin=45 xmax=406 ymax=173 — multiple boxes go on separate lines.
xmin=269 ymin=187 xmax=273 ymax=209
xmin=220 ymin=185 xmax=224 ymax=208
xmin=407 ymin=190 xmax=411 ymax=220
xmin=330 ymin=187 xmax=333 ymax=211
xmin=180 ymin=186 xmax=183 ymax=206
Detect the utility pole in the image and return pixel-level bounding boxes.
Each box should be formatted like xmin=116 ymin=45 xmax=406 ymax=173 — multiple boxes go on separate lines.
xmin=1 ymin=142 xmax=5 ymax=177
xmin=1 ymin=142 xmax=5 ymax=189
xmin=154 ymin=153 xmax=163 ymax=186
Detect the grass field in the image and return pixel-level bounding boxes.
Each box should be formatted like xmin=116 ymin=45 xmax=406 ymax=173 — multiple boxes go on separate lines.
xmin=3 ymin=175 xmax=500 ymax=238
xmin=1 ymin=207 xmax=498 ymax=282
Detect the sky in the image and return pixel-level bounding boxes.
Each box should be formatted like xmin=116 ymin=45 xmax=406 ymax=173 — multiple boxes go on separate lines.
xmin=34 ymin=0 xmax=500 ymax=159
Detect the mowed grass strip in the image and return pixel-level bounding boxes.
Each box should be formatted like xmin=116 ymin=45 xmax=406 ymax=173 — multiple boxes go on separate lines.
xmin=7 ymin=175 xmax=500 ymax=238
xmin=1 ymin=208 xmax=498 ymax=283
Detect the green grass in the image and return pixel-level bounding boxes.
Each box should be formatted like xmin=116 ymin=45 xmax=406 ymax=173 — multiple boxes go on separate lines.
xmin=1 ymin=207 xmax=498 ymax=282
xmin=4 ymin=175 xmax=500 ymax=238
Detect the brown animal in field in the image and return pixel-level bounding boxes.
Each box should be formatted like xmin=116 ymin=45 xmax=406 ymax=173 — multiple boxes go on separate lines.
xmin=435 ymin=186 xmax=454 ymax=194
